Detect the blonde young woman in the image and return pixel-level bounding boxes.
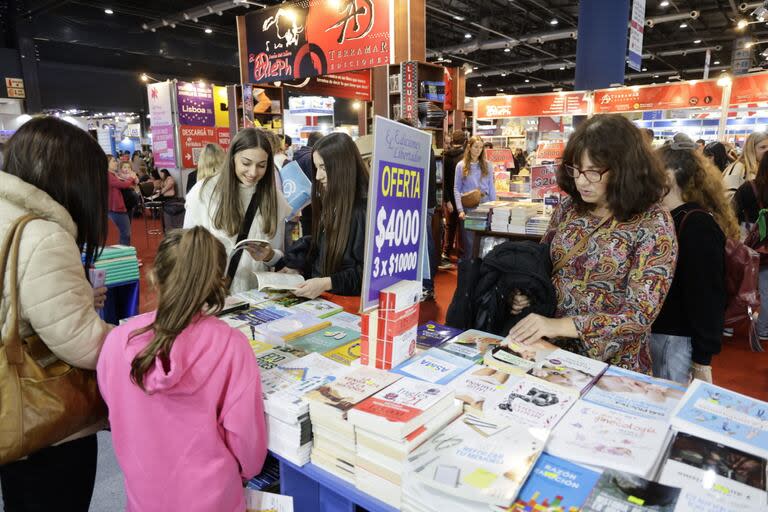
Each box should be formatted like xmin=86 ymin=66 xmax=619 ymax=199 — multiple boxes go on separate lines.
xmin=723 ymin=131 xmax=768 ymax=199
xmin=453 ymin=135 xmax=496 ymax=262
xmin=187 ymin=143 xmax=225 ymax=193
xmin=651 ymin=135 xmax=739 ymax=384
xmin=184 ymin=129 xmax=291 ymax=293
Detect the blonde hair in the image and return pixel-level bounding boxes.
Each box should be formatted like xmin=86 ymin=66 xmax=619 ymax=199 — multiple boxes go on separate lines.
xmin=197 ymin=143 xmax=225 ymax=181
xmin=740 ymin=131 xmax=768 ymax=178
xmin=461 ymin=136 xmax=490 ymax=178
xmin=129 ymin=227 xmax=227 ymax=392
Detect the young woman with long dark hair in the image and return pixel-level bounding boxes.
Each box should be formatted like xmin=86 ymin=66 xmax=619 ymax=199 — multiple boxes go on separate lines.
xmin=97 ymin=227 xmax=267 ymax=511
xmin=282 ymin=132 xmax=369 ymax=299
xmin=0 ymin=116 xmax=110 ymax=511
xmin=508 ymin=115 xmax=677 ymax=374
xmin=651 ymin=135 xmax=738 ymax=383
xmin=184 ymin=128 xmax=292 ymax=292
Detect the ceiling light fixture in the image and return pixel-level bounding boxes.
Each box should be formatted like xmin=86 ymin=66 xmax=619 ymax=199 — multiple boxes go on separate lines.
xmin=504 ymin=48 xmax=511 ymax=52
xmin=660 ymin=1 xmax=670 ymax=6
xmin=524 ymin=79 xmax=530 ymax=83
xmin=464 ymin=33 xmax=472 ymax=39
xmin=714 ymin=60 xmax=720 ymax=64
xmin=738 ymin=19 xmax=749 ymax=30
xmin=501 ymin=73 xmax=507 ymax=77
xmin=550 ymin=19 xmax=558 ymax=25
xmin=559 ymin=66 xmax=565 ymax=70
xmin=642 ymin=67 xmax=647 ymax=72
xmin=453 ymin=15 xmax=465 ymax=21
xmin=694 ymin=39 xmax=701 ymax=44
xmin=680 ymin=23 xmax=688 ymax=28
xmin=473 ymin=66 xmax=478 ymax=70
xmin=204 ymin=28 xmax=213 ymax=34
xmin=104 ymin=8 xmax=114 ymax=14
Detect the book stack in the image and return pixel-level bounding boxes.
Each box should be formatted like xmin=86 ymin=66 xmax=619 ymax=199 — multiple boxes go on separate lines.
xmin=416 ymin=321 xmax=461 ymax=349
xmin=403 ymin=414 xmax=546 ymax=511
xmin=255 ymin=312 xmax=331 ymax=345
xmin=463 ymin=203 xmax=492 ymax=231
xmin=508 ymin=205 xmax=537 ymax=234
xmin=348 ymin=378 xmax=462 ymax=508
xmin=546 ymin=402 xmax=671 ymax=479
xmin=417 ymin=101 xmax=446 ymax=128
xmin=289 ymin=325 xmax=359 ymax=354
xmin=91 ymin=245 xmax=139 ymax=285
xmin=360 ymin=280 xmax=420 ymax=370
xmin=261 ymin=353 xmax=352 ymax=466
xmin=390 ymin=346 xmax=476 ymax=385
xmin=490 ymin=204 xmax=512 ymax=233
xmin=527 ymin=348 xmax=608 ymax=395
xmin=525 ymin=215 xmax=550 ymax=236
xmin=254 ymin=344 xmax=305 ymax=372
xmin=246 ymin=456 xmax=281 ymax=492
xmin=447 ymin=365 xmax=521 ymax=414
xmin=304 ymin=368 xmax=401 ymax=483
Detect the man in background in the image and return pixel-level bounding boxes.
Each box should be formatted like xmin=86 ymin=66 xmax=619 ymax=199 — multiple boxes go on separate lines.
xmin=441 ymin=130 xmax=466 ymax=268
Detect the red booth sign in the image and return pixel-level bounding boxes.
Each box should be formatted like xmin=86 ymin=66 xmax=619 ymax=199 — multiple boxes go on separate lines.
xmin=284 ymin=70 xmax=371 ymax=101
xmin=530 ymin=164 xmax=560 ymax=199
xmin=731 ymin=73 xmax=768 ymax=104
xmin=180 ymin=126 xmax=220 ymax=169
xmin=594 ymin=81 xmax=722 ymax=113
xmin=476 ymin=93 xmax=588 ymax=119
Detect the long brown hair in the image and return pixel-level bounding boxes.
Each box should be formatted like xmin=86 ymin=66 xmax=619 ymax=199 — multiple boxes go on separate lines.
xmin=461 ymin=136 xmax=489 ymax=178
xmin=197 ymin=143 xmax=225 ymax=181
xmin=207 ymin=128 xmax=278 ymax=237
xmin=129 ymin=227 xmax=227 ymax=392
xmin=559 ymin=114 xmax=668 ymax=222
xmin=754 ymin=152 xmax=768 ymax=211
xmin=658 ymin=142 xmax=740 ymax=240
xmin=739 ymin=131 xmax=768 ymax=179
xmin=310 ymin=133 xmax=369 ymax=275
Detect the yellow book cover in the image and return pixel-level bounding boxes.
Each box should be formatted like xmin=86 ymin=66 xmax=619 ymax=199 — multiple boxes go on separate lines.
xmin=323 ymin=341 xmax=361 ymax=366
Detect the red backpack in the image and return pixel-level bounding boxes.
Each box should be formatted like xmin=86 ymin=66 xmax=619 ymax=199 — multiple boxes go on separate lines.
xmin=680 ymin=210 xmax=763 ymax=351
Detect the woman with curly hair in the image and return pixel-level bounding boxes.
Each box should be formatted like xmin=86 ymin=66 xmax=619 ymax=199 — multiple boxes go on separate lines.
xmin=508 ymin=114 xmax=677 ymax=374
xmin=651 ymin=134 xmax=738 ymax=384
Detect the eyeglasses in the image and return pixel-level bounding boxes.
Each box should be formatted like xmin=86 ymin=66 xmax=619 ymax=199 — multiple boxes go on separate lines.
xmin=564 ymin=164 xmax=610 ymax=183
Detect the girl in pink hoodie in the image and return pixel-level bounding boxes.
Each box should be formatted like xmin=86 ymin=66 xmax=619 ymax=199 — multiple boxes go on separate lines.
xmin=97 ymin=227 xmax=267 ymax=512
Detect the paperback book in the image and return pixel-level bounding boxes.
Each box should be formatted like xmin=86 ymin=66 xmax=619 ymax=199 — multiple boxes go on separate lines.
xmin=329 ymin=311 xmax=362 ymax=330
xmin=322 ymin=340 xmax=361 ymax=366
xmin=484 ymin=342 xmax=552 ymax=373
xmin=446 ymin=329 xmax=504 ymax=358
xmin=289 ymin=298 xmax=344 ymax=319
xmin=255 ymin=312 xmax=331 ymax=344
xmin=417 ymin=321 xmax=463 ymax=348
xmin=582 ymin=469 xmax=682 ymax=512
xmin=252 ymin=271 xmax=305 ymax=291
xmin=670 ymin=379 xmax=768 ymax=460
xmin=527 ymin=348 xmax=608 ymax=395
xmin=289 ymin=325 xmax=359 ymax=354
xmin=584 ymin=366 xmax=687 ymax=421
xmin=511 ymin=453 xmax=602 ymax=512
xmin=446 ymin=365 xmax=522 ymax=413
xmin=390 ymin=346 xmax=475 ymax=385
xmin=235 ymin=288 xmax=292 ymax=306
xmin=229 ymin=306 xmax=291 ymax=328
xmin=483 ymin=375 xmax=578 ymax=430
xmin=304 ymin=367 xmax=402 ymax=418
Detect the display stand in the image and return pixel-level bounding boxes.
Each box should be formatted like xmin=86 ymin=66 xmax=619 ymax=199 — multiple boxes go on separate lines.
xmin=273 ymin=453 xmax=397 ymax=512
xmin=100 ymin=279 xmax=140 ymax=325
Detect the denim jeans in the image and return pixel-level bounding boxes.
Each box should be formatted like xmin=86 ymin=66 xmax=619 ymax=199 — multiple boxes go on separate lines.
xmin=759 ymin=267 xmax=768 ymax=337
xmin=650 ymin=333 xmax=692 ymax=384
xmin=108 ymin=211 xmax=131 ymax=246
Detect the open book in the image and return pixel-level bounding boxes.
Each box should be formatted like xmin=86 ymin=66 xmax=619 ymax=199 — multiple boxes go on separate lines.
xmin=232 ymin=238 xmax=272 ymax=253
xmin=253 ymin=271 xmax=305 ymax=291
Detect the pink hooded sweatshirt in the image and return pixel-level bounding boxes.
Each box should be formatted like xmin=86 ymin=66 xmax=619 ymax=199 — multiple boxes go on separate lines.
xmin=97 ymin=313 xmax=267 ymax=512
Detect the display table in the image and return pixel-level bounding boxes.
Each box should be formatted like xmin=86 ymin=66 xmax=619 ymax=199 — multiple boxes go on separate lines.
xmin=272 ymin=453 xmax=397 ymax=512
xmin=471 ymin=230 xmax=543 ymax=258
xmin=100 ymin=279 xmax=140 ymax=325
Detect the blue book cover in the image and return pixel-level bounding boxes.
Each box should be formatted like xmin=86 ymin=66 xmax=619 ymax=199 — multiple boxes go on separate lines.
xmin=417 ymin=321 xmax=462 ymax=348
xmin=671 ymin=379 xmax=768 ymax=460
xmin=512 ymin=453 xmax=601 ymax=512
xmin=279 ymin=160 xmax=311 ymax=217
xmin=390 ymin=346 xmax=474 ymax=385
xmin=231 ymin=306 xmax=290 ymax=327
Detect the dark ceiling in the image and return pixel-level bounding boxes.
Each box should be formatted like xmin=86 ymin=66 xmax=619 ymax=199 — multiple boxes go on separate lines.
xmin=3 ymin=0 xmax=768 ymax=100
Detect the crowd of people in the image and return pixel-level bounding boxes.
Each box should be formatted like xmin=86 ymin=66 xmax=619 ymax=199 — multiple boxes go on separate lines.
xmin=0 ymin=113 xmax=764 ymax=510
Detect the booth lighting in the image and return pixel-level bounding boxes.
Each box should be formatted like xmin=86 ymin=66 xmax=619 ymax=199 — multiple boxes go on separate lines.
xmin=679 ymin=23 xmax=688 ymax=28
xmin=464 ymin=33 xmax=472 ymax=39
xmin=104 ymin=8 xmax=114 ymax=15
xmin=140 ymin=73 xmax=148 ymax=82
xmin=559 ymin=66 xmax=565 ymax=70
xmin=660 ymin=1 xmax=670 ymax=7
xmin=714 ymin=60 xmax=720 ymax=65
xmin=501 ymin=73 xmax=507 ymax=77
xmin=504 ymin=48 xmax=511 ymax=52
xmin=694 ymin=39 xmax=701 ymax=44
xmin=524 ymin=79 xmax=530 ymax=83
xmin=642 ymin=67 xmax=648 ymax=72
xmin=717 ymin=74 xmax=732 ymax=87
xmin=204 ymin=28 xmax=213 ymax=34
xmin=453 ymin=15 xmax=465 ymax=21
xmin=477 ymin=83 xmax=482 ymax=87
xmin=550 ymin=19 xmax=558 ymax=25
xmin=352 ymin=101 xmax=361 ymax=110
xmin=738 ymin=19 xmax=750 ymax=30
xmin=746 ymin=42 xmax=755 ymax=48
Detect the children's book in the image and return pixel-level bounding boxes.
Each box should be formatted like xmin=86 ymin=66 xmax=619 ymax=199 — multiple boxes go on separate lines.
xmin=417 ymin=322 xmax=463 ymax=349
xmin=670 ymin=379 xmax=768 ymax=460
xmin=289 ymin=325 xmax=359 ymax=353
xmin=511 ymin=453 xmax=602 ymax=512
xmin=584 ymin=366 xmax=687 ymax=420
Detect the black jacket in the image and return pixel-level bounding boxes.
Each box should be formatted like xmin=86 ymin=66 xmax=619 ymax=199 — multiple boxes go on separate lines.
xmin=283 ymin=200 xmax=366 ymax=296
xmin=733 ymin=180 xmax=762 ymax=224
xmin=446 ymin=241 xmax=557 ymax=336
xmin=427 ymin=149 xmax=437 ymax=209
xmin=652 ymin=203 xmax=725 ymax=365
xmin=442 ymin=147 xmax=464 ymax=209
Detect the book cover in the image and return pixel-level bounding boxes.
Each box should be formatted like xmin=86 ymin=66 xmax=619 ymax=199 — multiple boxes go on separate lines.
xmin=391 ymin=347 xmax=475 ymax=385
xmin=446 ymin=365 xmax=522 ymax=412
xmin=289 ymin=325 xmax=360 ymax=353
xmin=235 ymin=289 xmax=292 ymax=305
xmin=449 ymin=329 xmax=504 ymax=355
xmin=255 ymin=312 xmax=331 ymax=343
xmin=260 ymin=352 xmax=345 ymax=399
xmin=484 ymin=343 xmax=546 ymax=372
xmin=248 ymin=340 xmax=274 ymax=356
xmin=323 ymin=340 xmax=361 ymax=366
xmin=255 ymin=346 xmax=304 ymax=371
xmin=407 ymin=413 xmax=546 ymax=507
xmin=483 ymin=375 xmax=578 ymax=430
xmin=670 ymin=380 xmax=768 ymax=460
xmin=658 ymin=432 xmax=767 ymax=511
xmin=417 ymin=322 xmax=463 ymax=348
xmin=583 ymin=470 xmax=681 ymax=512
xmin=511 ymin=453 xmax=602 ymax=512
xmin=349 ymin=378 xmax=452 ymax=430
xmin=279 ymin=160 xmax=312 ymax=217
xmin=304 ymin=367 xmax=401 ymax=415
xmin=547 ymin=403 xmax=670 ymax=478
xmin=231 ymin=306 xmax=291 ymax=327
xmin=528 ymin=348 xmax=608 ymax=395
xmin=290 ymin=298 xmax=344 ymax=319
xmin=585 ymin=366 xmax=687 ymax=421
xmin=329 ymin=311 xmax=362 ymax=330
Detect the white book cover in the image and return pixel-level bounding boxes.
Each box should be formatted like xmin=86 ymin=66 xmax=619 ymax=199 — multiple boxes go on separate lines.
xmin=245 ymin=490 xmax=293 ymax=512
xmin=446 ymin=365 xmax=522 ymax=411
xmin=262 ymin=353 xmax=350 ymax=411
xmin=406 ymin=414 xmax=546 ymax=507
xmin=671 ymin=379 xmax=768 ymax=460
xmin=304 ymin=367 xmax=401 ymax=416
xmin=483 ymin=375 xmax=578 ymax=430
xmin=547 ymin=402 xmax=670 ymax=478
xmin=658 ymin=432 xmax=767 ymax=512
xmin=527 ymin=348 xmax=608 ymax=395
xmin=584 ymin=366 xmax=687 ymax=421
xmin=290 ymin=298 xmax=344 ymax=319
xmin=329 ymin=311 xmax=362 ymax=330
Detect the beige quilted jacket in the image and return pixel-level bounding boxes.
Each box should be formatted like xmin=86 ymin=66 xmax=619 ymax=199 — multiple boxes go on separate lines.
xmin=0 ymin=171 xmax=109 ymax=370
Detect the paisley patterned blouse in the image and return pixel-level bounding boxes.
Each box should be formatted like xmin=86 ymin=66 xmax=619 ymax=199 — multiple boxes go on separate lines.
xmin=541 ymin=197 xmax=678 ymax=374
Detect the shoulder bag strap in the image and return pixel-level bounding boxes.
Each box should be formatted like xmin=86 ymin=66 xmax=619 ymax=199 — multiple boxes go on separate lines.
xmin=2 ymin=214 xmax=39 ymax=365
xmin=551 ymin=215 xmax=612 ymax=275
xmin=226 ymin=191 xmax=261 ymax=285
xmin=678 ymin=208 xmax=711 ymax=234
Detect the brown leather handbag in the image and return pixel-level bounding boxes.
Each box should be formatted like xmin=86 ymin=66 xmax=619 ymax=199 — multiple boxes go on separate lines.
xmin=460 ymin=189 xmax=482 ymax=209
xmin=0 ymin=214 xmax=106 ymax=464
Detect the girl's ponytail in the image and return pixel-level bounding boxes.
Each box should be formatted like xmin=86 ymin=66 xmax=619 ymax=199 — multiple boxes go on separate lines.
xmin=129 ymin=227 xmax=227 ymax=392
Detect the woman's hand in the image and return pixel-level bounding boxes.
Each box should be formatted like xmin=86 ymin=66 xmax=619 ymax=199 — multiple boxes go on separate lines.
xmin=278 ymin=267 xmax=301 ymax=275
xmin=691 ymin=363 xmax=713 ymax=383
xmin=245 ymin=244 xmax=274 ymax=262
xmin=509 ymin=291 xmax=530 ymax=315
xmin=459 ymin=211 xmax=466 ymax=221
xmin=93 ymin=286 xmax=108 ymax=311
xmin=508 ymin=314 xmax=577 ymax=345
xmin=294 ymin=277 xmax=332 ymax=299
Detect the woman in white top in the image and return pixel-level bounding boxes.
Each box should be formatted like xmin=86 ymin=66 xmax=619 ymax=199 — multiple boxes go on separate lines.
xmin=723 ymin=131 xmax=768 ymax=199
xmin=184 ymin=128 xmax=292 ymax=293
